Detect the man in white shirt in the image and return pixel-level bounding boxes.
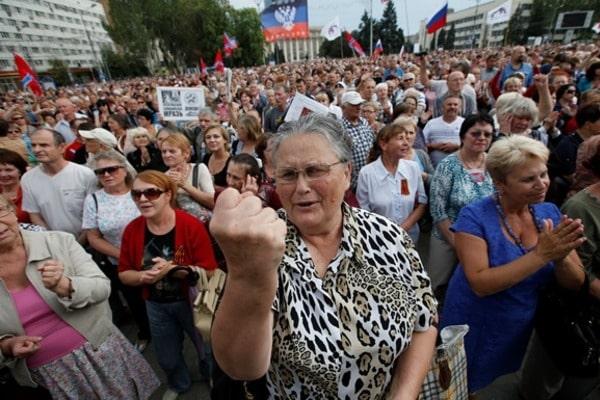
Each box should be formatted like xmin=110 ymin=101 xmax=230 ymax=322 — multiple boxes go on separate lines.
xmin=423 ymin=95 xmax=465 ymax=168
xmin=53 ymin=98 xmax=78 ymax=144
xmin=21 ymin=128 xmax=97 ymax=240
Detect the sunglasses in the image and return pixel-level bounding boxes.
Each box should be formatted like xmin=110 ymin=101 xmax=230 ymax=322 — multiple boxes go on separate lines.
xmin=566 ymin=89 xmax=576 ymax=94
xmin=131 ymin=188 xmax=165 ymax=201
xmin=469 ymin=130 xmax=493 ymax=139
xmin=94 ymin=165 xmax=124 ymax=176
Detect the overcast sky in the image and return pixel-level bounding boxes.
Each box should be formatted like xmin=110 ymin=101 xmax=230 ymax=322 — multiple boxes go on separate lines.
xmin=228 ymin=0 xmax=479 ymax=36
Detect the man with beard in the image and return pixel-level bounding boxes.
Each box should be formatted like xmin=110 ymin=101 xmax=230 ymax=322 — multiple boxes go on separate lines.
xmin=499 ymin=46 xmax=533 ymax=88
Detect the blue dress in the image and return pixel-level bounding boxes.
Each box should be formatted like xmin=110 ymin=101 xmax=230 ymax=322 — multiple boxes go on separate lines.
xmin=440 ymin=196 xmax=560 ymax=392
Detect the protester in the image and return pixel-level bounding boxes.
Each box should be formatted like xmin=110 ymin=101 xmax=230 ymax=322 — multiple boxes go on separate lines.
xmin=119 ymin=170 xmax=217 ymax=400
xmin=428 ymin=114 xmax=495 ymax=293
xmin=202 ymin=124 xmax=231 ymax=188
xmin=423 ymin=95 xmax=465 ymax=168
xmin=127 ymin=127 xmax=167 ymax=172
xmin=82 ymin=150 xmax=151 ymax=351
xmin=161 ymin=133 xmax=214 ymax=222
xmin=357 ymin=122 xmax=428 ymax=242
xmin=0 ymin=149 xmax=30 ymax=222
xmin=21 ymin=128 xmax=96 ymax=239
xmin=0 ymin=194 xmax=160 ymax=399
xmin=210 ymin=114 xmax=437 ymax=398
xmin=441 ymin=135 xmax=585 ymax=393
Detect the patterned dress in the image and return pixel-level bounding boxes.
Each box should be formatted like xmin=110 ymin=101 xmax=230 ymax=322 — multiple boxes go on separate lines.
xmin=268 ymin=204 xmax=437 ymax=399
xmin=429 ymin=153 xmax=495 ymax=241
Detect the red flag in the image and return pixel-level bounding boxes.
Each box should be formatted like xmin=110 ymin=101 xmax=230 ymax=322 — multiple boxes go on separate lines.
xmin=371 ymin=39 xmax=383 ymax=60
xmin=13 ymin=52 xmax=43 ymax=97
xmin=199 ymin=58 xmax=207 ymax=77
xmin=214 ymin=50 xmax=224 ymax=73
xmin=223 ymin=32 xmax=238 ymax=57
xmin=343 ymin=31 xmax=365 ymax=57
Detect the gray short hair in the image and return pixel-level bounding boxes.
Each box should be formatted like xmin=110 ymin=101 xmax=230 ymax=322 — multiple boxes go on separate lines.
xmin=506 ymin=96 xmax=538 ymax=124
xmin=486 ymin=135 xmax=549 ymax=182
xmin=92 ymin=149 xmax=136 ymax=187
xmin=198 ymin=107 xmax=217 ymax=120
xmin=271 ymin=114 xmax=352 ymax=168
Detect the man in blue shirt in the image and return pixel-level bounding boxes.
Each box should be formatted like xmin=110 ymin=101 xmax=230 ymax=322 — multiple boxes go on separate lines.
xmin=499 ymin=46 xmax=534 ymax=88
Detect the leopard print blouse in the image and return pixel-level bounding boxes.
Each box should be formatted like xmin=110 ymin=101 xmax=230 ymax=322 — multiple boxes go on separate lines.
xmin=269 ymin=204 xmax=437 ymax=399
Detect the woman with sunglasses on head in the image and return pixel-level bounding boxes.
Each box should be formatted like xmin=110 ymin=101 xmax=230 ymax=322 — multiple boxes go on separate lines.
xmin=0 ymin=194 xmax=160 ymax=399
xmin=82 ymin=150 xmax=152 ymax=351
xmin=428 ymin=113 xmax=496 ymax=299
xmin=553 ymin=84 xmax=578 ymax=133
xmin=119 ymin=170 xmax=217 ymax=400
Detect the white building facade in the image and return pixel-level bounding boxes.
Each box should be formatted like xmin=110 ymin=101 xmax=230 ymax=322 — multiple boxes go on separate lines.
xmin=418 ymin=0 xmax=533 ymax=50
xmin=0 ymin=0 xmax=113 ymax=73
xmin=267 ymin=27 xmax=323 ymax=62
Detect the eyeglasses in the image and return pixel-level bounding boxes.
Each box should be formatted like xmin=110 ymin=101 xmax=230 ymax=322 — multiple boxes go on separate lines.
xmin=403 ymin=78 xmax=414 ymax=82
xmin=12 ymin=116 xmax=24 ymax=121
xmin=566 ymin=89 xmax=576 ymax=94
xmin=275 ymin=161 xmax=346 ymax=184
xmin=94 ymin=165 xmax=124 ymax=176
xmin=468 ymin=130 xmax=493 ymax=139
xmin=131 ymin=188 xmax=165 ymax=201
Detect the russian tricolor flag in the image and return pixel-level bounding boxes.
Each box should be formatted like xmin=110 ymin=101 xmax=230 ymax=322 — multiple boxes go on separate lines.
xmin=427 ymin=2 xmax=448 ymax=34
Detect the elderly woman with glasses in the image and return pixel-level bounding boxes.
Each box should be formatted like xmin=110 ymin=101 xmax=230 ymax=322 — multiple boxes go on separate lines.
xmin=440 ymin=136 xmax=586 ymax=394
xmin=82 ymin=150 xmax=151 ymax=351
xmin=0 ymin=194 xmax=159 ymax=399
xmin=210 ymin=114 xmax=437 ymax=399
xmin=119 ymin=170 xmax=217 ymax=399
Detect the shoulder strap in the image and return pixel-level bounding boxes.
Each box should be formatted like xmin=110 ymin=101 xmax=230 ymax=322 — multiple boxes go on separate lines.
xmin=192 ymin=163 xmax=199 ymax=188
xmin=92 ymin=192 xmax=98 ymax=210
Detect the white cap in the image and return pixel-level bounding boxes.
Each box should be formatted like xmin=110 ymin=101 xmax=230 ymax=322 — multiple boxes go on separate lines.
xmin=79 ymin=128 xmax=117 ymax=148
xmin=341 ymin=91 xmax=365 ymax=105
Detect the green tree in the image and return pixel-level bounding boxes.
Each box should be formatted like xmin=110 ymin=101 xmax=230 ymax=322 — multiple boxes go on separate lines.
xmin=229 ymin=8 xmax=265 ymax=66
xmin=319 ymin=37 xmax=353 ymax=58
xmin=102 ymin=48 xmax=149 ymax=79
xmin=47 ymin=59 xmax=70 ymax=86
xmin=506 ymin=4 xmax=528 ymax=44
xmin=355 ymin=11 xmax=375 ymax=54
xmin=437 ymin=28 xmax=447 ymax=49
xmin=445 ymin=23 xmax=456 ymax=50
xmin=379 ymin=1 xmax=404 ymax=53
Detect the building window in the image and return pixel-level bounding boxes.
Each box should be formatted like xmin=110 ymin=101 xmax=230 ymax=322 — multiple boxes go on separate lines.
xmin=0 ymin=60 xmax=11 ymax=68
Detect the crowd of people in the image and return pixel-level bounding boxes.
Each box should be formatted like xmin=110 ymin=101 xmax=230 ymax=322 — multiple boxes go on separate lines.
xmin=1 ymin=40 xmax=600 ymax=399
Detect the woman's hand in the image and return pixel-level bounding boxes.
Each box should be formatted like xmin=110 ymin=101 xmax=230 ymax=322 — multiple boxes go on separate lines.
xmin=0 ymin=336 xmax=42 ymax=358
xmin=535 ymin=217 xmax=586 ymax=263
xmin=139 ymin=257 xmax=175 ymax=285
xmin=210 ymin=189 xmax=286 ymax=285
xmin=241 ymin=175 xmax=259 ymax=195
xmin=38 ymin=260 xmax=70 ymax=293
xmin=165 ymin=167 xmax=186 ymax=187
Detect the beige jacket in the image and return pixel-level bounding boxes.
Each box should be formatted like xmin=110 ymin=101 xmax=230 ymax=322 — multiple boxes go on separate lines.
xmin=0 ymin=229 xmax=112 ymax=386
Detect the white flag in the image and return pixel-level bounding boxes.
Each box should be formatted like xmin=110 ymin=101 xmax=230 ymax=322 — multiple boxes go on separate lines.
xmin=593 ymin=22 xmax=600 ymax=34
xmin=486 ymin=0 xmax=511 ymax=25
xmin=321 ymin=16 xmax=342 ymax=41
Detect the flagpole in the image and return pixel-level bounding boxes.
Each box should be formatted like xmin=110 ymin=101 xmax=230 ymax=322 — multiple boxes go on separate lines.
xmin=369 ymin=0 xmax=373 ymax=56
xmin=340 ymin=34 xmax=344 ymax=58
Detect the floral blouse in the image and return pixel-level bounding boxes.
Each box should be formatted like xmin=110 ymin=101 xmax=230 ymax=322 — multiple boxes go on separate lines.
xmin=268 ymin=204 xmax=437 ymax=399
xmin=429 ymin=153 xmax=495 ymax=240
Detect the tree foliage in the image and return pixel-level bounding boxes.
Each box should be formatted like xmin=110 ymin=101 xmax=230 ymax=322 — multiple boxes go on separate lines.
xmin=102 ymin=48 xmax=149 ymax=79
xmin=105 ymin=0 xmax=264 ymax=71
xmin=319 ymin=6 xmax=405 ymax=59
xmin=437 ymin=29 xmax=447 ymax=49
xmin=445 ymin=24 xmax=456 ymax=50
xmin=47 ymin=59 xmax=70 ymax=86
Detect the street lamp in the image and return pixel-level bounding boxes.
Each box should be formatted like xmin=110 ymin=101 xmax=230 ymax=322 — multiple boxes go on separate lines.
xmin=76 ymin=1 xmax=108 ymax=81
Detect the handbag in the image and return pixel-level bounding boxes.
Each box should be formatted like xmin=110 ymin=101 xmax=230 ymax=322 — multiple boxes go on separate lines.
xmin=535 ymin=275 xmax=600 ymax=377
xmin=418 ymin=325 xmax=470 ymax=400
xmin=191 ymin=267 xmax=227 ymax=344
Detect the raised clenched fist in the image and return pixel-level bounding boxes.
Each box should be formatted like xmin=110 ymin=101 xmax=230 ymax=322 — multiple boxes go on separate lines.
xmin=210 ymin=189 xmax=286 ymax=282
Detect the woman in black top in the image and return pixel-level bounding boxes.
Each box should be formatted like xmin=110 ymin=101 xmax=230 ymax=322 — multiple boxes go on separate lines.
xmin=202 ymin=124 xmax=231 ymax=189
xmin=127 ymin=127 xmax=167 ymax=172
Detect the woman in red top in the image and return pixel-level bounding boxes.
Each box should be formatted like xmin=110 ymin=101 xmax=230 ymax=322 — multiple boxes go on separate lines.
xmin=0 ymin=149 xmax=30 ymax=223
xmin=118 ymin=170 xmax=217 ymax=399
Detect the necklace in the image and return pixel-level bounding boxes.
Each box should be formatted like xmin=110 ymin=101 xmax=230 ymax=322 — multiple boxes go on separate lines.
xmin=494 ymin=193 xmax=542 ymax=255
xmin=460 ymin=150 xmax=485 ymax=170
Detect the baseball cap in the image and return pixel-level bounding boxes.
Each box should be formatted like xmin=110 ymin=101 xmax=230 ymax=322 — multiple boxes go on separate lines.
xmin=341 ymin=91 xmax=365 ymax=106
xmin=79 ymin=128 xmax=117 ymax=148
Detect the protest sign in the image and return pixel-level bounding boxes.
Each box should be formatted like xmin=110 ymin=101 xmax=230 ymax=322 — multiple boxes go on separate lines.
xmin=157 ymin=87 xmax=205 ymax=121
